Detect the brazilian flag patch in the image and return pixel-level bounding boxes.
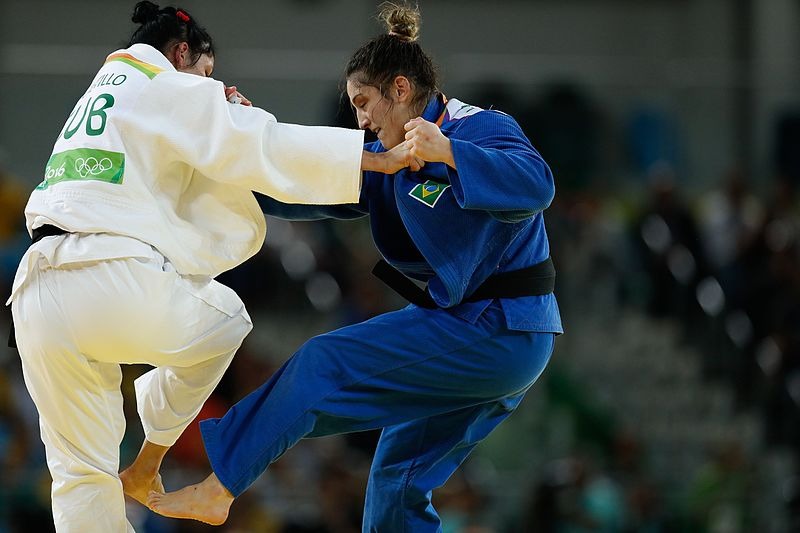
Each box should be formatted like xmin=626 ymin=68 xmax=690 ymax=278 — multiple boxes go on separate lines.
xmin=409 ymin=180 xmax=450 ymax=208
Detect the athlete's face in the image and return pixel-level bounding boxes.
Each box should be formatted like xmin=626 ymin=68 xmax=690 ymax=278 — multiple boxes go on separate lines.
xmin=179 ymin=53 xmax=214 ymax=77
xmin=346 ymin=76 xmax=415 ymax=150
xmin=169 ymin=41 xmax=214 ymax=77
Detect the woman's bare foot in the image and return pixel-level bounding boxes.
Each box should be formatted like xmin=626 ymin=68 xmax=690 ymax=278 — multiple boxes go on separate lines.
xmin=147 ymin=473 xmax=233 ymax=526
xmin=120 ymin=467 xmax=164 ymax=507
xmin=120 ymin=440 xmax=169 ymax=507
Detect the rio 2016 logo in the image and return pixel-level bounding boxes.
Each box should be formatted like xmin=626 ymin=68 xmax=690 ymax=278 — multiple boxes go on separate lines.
xmin=75 ymin=157 xmax=113 ymax=178
xmin=44 ymin=163 xmax=66 ymax=180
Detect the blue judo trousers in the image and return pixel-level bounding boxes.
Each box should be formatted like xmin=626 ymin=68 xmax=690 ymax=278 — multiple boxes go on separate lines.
xmin=200 ymin=95 xmax=563 ymax=532
xmin=202 ymin=304 xmax=554 ymax=530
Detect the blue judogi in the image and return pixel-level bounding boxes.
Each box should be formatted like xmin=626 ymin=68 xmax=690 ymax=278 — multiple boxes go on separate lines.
xmin=200 ymin=95 xmax=563 ymax=532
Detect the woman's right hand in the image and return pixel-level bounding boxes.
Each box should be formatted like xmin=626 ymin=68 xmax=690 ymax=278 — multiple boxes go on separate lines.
xmin=384 ymin=141 xmax=425 ymax=173
xmin=361 ymin=142 xmax=424 ymax=174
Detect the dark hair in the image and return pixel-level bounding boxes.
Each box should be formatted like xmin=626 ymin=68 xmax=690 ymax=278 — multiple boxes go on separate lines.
xmin=128 ymin=1 xmax=214 ymax=66
xmin=345 ymin=2 xmax=438 ymax=112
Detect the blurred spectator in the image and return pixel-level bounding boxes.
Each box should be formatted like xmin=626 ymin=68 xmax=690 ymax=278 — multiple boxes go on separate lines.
xmin=0 ymin=167 xmax=29 ymax=298
xmin=523 ymin=455 xmax=627 ymax=533
xmin=521 ymin=83 xmax=600 ymax=194
xmin=775 ymin=112 xmax=800 ymax=185
xmin=632 ymin=163 xmax=707 ymax=319
xmin=469 ymin=81 xmax=521 ymax=118
xmin=609 ymin=431 xmax=666 ymax=533
xmin=697 ymin=168 xmax=764 ymax=277
xmin=626 ymin=107 xmax=682 ymax=179
xmin=684 ymin=442 xmax=755 ymax=533
xmin=436 ymin=468 xmax=492 ymax=533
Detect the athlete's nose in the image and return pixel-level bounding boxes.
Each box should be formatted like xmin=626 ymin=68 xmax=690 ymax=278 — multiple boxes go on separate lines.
xmin=357 ymin=111 xmax=370 ymax=130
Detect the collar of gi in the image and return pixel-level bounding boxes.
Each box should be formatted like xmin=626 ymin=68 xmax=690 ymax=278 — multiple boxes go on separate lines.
xmin=120 ymin=43 xmax=178 ymax=73
xmin=421 ymin=93 xmax=448 ymax=126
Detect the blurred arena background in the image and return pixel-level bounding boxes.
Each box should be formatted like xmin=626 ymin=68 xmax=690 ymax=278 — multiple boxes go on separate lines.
xmin=1 ymin=0 xmax=800 ymax=531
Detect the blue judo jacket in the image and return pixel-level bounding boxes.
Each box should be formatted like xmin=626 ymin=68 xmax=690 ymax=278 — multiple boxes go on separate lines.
xmin=259 ymin=95 xmax=563 ymax=334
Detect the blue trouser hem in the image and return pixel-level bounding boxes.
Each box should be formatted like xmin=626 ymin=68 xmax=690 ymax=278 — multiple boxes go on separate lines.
xmin=199 ymin=418 xmax=242 ymax=496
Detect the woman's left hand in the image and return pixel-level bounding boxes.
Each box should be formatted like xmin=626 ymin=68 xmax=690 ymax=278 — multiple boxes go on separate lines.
xmin=404 ymin=117 xmax=455 ymax=168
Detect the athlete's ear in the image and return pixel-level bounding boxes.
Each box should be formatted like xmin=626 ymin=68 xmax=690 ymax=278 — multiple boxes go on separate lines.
xmin=170 ymin=41 xmax=190 ymax=69
xmin=392 ymin=76 xmax=413 ymax=103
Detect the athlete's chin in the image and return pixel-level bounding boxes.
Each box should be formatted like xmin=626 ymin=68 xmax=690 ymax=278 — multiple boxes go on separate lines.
xmin=379 ymin=137 xmax=401 ymax=151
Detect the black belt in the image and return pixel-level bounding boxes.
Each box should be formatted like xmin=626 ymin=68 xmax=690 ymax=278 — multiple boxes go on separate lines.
xmin=32 ymin=224 xmax=68 ymax=244
xmin=8 ymin=225 xmax=69 ymax=348
xmin=372 ymin=257 xmax=556 ymax=309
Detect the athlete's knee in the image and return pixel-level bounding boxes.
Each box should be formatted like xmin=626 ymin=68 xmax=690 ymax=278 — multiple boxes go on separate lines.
xmin=232 ymin=314 xmax=253 ymax=345
xmin=208 ymin=313 xmax=253 ymax=358
xmin=293 ymin=333 xmax=353 ymax=383
xmin=47 ymin=447 xmax=121 ymax=499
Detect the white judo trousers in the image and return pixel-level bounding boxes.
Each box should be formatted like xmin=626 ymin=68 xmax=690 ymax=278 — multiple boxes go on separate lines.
xmin=12 ymin=234 xmax=252 ymax=533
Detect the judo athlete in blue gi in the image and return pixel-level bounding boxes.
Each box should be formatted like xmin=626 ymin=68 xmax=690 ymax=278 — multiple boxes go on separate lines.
xmin=149 ymin=4 xmax=563 ymax=531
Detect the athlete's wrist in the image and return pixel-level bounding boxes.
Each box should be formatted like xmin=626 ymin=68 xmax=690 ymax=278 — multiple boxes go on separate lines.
xmin=360 ymin=150 xmax=386 ymax=174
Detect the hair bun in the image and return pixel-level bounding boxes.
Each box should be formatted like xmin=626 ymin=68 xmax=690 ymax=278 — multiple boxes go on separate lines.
xmin=132 ymin=1 xmax=161 ymax=24
xmin=379 ymin=2 xmax=420 ymax=42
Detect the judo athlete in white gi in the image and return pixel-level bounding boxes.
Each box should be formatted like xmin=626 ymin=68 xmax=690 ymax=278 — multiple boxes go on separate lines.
xmin=7 ymin=2 xmax=417 ymax=532
xmin=149 ymin=4 xmax=563 ymax=532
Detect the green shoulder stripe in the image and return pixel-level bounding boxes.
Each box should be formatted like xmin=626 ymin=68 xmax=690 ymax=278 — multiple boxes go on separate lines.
xmin=105 ymin=53 xmax=164 ymax=80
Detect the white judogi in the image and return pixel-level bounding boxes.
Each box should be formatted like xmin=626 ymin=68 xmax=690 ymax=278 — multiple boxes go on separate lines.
xmin=8 ymin=43 xmax=364 ymax=533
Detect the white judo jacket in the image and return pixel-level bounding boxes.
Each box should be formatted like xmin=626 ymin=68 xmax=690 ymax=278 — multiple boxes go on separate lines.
xmin=9 ymin=43 xmax=363 ymax=302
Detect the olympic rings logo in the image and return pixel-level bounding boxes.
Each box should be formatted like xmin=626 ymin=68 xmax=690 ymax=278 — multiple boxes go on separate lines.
xmin=75 ymin=157 xmax=113 ymax=178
